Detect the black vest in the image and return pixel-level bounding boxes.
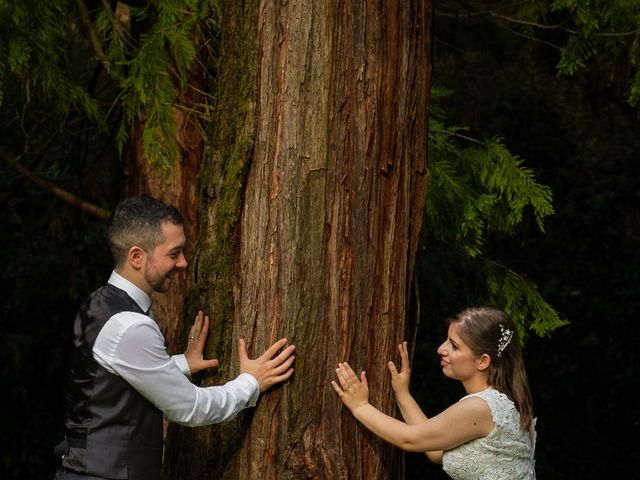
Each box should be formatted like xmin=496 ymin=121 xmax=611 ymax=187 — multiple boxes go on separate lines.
xmin=60 ymin=284 xmax=163 ymax=480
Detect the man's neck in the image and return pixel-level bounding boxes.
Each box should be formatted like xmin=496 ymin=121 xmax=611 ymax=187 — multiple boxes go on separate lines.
xmin=114 ymin=266 xmax=152 ymax=296
xmin=109 ymin=270 xmax=153 ymax=314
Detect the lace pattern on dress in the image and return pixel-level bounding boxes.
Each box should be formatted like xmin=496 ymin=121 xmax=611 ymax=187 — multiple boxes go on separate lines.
xmin=441 ymin=388 xmax=536 ymax=480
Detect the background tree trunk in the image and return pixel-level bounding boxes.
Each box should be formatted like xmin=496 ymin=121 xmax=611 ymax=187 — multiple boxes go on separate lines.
xmin=124 ymin=68 xmax=205 ymax=356
xmin=165 ymin=1 xmax=432 ymax=478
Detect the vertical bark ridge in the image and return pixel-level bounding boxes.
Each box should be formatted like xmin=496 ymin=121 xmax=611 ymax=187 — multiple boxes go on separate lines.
xmin=235 ymin=1 xmax=431 ymax=479
xmin=165 ymin=1 xmax=431 ymax=478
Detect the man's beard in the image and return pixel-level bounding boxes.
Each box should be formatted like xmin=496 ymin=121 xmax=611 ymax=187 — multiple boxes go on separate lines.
xmin=144 ymin=267 xmax=175 ymax=293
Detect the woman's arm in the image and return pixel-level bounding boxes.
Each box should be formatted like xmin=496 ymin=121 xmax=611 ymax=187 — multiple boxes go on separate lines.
xmin=388 ymin=342 xmax=428 ymax=424
xmin=388 ymin=342 xmax=441 ymax=463
xmin=393 ymin=391 xmax=443 ymax=463
xmin=332 ymin=362 xmax=493 ymax=453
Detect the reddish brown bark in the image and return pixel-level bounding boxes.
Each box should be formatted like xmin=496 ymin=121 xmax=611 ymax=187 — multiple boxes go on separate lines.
xmin=165 ymin=1 xmax=432 ymax=478
xmin=236 ymin=2 xmax=431 ymax=478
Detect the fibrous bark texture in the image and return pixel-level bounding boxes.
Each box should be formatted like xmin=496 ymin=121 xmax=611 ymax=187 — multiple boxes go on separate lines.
xmin=165 ymin=1 xmax=432 ymax=478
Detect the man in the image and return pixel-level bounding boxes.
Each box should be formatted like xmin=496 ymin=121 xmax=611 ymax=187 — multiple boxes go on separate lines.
xmin=55 ymin=196 xmax=295 ymax=480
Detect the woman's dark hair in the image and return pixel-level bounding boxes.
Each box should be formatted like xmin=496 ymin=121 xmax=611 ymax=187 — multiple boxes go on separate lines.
xmin=449 ymin=306 xmax=534 ymax=429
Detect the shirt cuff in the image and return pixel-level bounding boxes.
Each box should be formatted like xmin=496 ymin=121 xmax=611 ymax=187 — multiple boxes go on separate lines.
xmin=237 ymin=372 xmax=260 ymax=407
xmin=171 ymin=354 xmax=192 ymax=379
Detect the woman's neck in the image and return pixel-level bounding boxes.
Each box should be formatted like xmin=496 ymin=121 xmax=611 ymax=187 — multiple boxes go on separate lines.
xmin=463 ymin=374 xmax=490 ymax=394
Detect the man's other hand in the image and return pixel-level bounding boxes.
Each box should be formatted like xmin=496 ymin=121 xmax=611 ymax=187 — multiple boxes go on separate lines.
xmin=184 ymin=311 xmax=219 ymax=375
xmin=238 ymin=337 xmax=295 ymax=392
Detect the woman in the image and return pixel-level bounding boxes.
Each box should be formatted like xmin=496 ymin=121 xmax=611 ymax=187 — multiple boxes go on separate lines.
xmin=331 ymin=306 xmax=536 ymax=479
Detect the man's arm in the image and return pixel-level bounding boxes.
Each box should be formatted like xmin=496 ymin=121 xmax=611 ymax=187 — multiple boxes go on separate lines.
xmin=93 ymin=313 xmax=277 ymax=426
xmin=180 ymin=311 xmax=296 ymax=388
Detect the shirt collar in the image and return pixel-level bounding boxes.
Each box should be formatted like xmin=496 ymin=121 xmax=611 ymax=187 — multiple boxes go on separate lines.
xmin=108 ymin=270 xmax=152 ymax=313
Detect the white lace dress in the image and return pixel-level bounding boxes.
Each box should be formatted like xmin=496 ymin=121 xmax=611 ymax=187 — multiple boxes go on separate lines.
xmin=442 ymin=387 xmax=536 ymax=480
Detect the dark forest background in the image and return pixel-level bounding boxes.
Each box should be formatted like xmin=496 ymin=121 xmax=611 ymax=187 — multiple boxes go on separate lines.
xmin=2 ymin=3 xmax=639 ymax=479
xmin=408 ymin=7 xmax=640 ymax=479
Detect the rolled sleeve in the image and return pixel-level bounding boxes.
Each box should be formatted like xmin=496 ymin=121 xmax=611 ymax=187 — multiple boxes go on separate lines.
xmin=171 ymin=354 xmax=191 ymax=378
xmin=235 ymin=372 xmax=260 ymax=407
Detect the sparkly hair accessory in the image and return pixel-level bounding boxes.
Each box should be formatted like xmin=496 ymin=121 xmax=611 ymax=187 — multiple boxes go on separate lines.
xmin=497 ymin=324 xmax=513 ymax=357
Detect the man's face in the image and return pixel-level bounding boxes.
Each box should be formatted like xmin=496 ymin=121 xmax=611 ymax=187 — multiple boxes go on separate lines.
xmin=143 ymin=221 xmax=187 ymax=293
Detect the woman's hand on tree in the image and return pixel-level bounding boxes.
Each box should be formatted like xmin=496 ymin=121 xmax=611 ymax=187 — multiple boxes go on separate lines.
xmin=331 ymin=362 xmax=370 ymax=412
xmin=388 ymin=341 xmax=411 ymax=397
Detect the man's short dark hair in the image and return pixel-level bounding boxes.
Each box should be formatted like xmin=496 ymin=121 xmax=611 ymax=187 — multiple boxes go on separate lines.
xmin=107 ymin=196 xmax=183 ymax=266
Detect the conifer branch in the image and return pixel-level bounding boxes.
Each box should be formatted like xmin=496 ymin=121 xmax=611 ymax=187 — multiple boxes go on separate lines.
xmin=488 ymin=11 xmax=575 ymax=32
xmin=488 ymin=11 xmax=639 ymax=37
xmin=424 ymin=89 xmax=562 ymax=338
xmin=430 ymin=127 xmax=486 ymax=147
xmin=173 ymin=102 xmax=211 ymax=121
xmin=74 ymin=0 xmax=117 ymax=79
xmin=491 ymin=21 xmax=562 ymax=51
xmin=436 ymin=5 xmax=639 ymax=37
xmin=2 ymin=150 xmax=111 ymax=219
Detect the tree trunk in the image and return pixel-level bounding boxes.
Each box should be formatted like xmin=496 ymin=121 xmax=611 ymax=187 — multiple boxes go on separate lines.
xmin=164 ymin=1 xmax=432 ymax=478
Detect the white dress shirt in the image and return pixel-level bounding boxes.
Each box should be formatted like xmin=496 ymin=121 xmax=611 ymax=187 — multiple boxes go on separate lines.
xmin=92 ymin=271 xmax=259 ymax=426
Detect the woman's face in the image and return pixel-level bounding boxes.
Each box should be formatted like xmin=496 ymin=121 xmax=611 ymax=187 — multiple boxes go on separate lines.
xmin=437 ymin=322 xmax=483 ymax=381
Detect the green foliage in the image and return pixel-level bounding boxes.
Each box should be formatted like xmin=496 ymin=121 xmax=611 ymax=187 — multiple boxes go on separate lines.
xmin=115 ymin=0 xmax=217 ymax=168
xmin=546 ymin=0 xmax=640 ymax=105
xmin=483 ymin=261 xmax=567 ymax=338
xmin=424 ymin=87 xmax=565 ymax=339
xmin=0 ymin=0 xmax=217 ymax=168
xmin=435 ymin=1 xmax=640 ymax=106
xmin=549 ymin=0 xmax=640 ymax=86
xmin=0 ymin=1 xmax=102 ymax=123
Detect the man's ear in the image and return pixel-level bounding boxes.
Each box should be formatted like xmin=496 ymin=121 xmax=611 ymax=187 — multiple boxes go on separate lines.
xmin=128 ymin=246 xmax=146 ymax=270
xmin=477 ymin=353 xmax=491 ymax=372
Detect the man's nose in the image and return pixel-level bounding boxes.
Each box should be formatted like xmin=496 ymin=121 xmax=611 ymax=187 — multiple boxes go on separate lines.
xmin=177 ymin=252 xmax=188 ymax=268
